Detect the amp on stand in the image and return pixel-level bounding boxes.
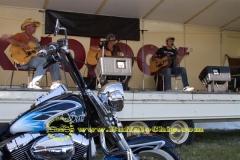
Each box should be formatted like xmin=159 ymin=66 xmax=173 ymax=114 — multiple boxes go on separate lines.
xmin=95 ymin=57 xmax=132 ymax=90
xmin=199 ymin=66 xmax=231 ymax=92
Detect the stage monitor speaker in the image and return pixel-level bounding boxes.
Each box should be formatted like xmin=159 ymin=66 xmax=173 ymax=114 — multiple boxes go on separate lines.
xmin=199 ymin=66 xmax=231 ymax=92
xmin=95 ymin=57 xmax=132 ymax=90
xmin=199 ymin=66 xmax=231 ymax=84
xmin=95 ymin=57 xmax=132 ymax=77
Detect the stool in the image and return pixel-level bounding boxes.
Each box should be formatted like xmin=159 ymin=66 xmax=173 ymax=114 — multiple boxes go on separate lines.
xmin=155 ymin=74 xmax=181 ymax=91
xmin=10 ymin=62 xmax=48 ymax=88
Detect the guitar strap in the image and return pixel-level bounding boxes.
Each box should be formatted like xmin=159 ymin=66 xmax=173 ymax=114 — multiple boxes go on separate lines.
xmin=23 ymin=33 xmax=40 ymax=47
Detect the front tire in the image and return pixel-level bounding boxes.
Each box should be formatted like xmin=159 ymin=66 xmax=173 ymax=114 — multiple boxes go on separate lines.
xmin=138 ymin=148 xmax=181 ymax=160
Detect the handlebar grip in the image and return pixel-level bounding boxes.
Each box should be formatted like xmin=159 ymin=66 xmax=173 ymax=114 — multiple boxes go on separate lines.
xmin=37 ymin=44 xmax=57 ymax=57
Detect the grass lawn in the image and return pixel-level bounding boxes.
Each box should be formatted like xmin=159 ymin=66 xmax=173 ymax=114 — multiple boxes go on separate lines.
xmin=176 ymin=129 xmax=240 ymax=160
xmin=94 ymin=130 xmax=240 ymax=160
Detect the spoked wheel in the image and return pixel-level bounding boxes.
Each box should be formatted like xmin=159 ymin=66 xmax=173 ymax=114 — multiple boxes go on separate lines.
xmin=138 ymin=148 xmax=181 ymax=160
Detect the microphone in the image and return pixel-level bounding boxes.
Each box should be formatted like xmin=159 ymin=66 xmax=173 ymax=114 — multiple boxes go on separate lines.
xmin=172 ymin=44 xmax=177 ymax=50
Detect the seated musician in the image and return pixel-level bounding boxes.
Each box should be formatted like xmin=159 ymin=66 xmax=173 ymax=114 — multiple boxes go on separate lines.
xmin=7 ymin=18 xmax=61 ymax=89
xmin=91 ymin=34 xmax=130 ymax=89
xmin=152 ymin=37 xmax=194 ymax=92
xmin=90 ymin=34 xmax=123 ymax=57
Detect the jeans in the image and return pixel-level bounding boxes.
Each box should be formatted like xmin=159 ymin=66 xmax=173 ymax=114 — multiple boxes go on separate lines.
xmin=160 ymin=67 xmax=189 ymax=90
xmin=22 ymin=56 xmax=61 ymax=84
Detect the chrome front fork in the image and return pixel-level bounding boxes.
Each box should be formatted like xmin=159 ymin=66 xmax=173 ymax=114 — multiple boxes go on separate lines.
xmin=100 ymin=132 xmax=137 ymax=160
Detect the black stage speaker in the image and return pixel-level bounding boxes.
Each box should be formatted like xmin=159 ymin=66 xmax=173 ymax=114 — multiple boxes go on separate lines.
xmin=229 ymin=76 xmax=240 ymax=91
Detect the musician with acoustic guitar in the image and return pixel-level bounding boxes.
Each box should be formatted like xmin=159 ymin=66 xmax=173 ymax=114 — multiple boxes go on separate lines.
xmin=87 ymin=34 xmax=123 ymax=65
xmin=7 ymin=18 xmax=61 ymax=89
xmin=152 ymin=37 xmax=194 ymax=92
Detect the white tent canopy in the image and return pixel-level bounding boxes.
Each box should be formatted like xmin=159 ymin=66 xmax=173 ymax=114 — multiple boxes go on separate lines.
xmin=0 ymin=0 xmax=240 ymax=31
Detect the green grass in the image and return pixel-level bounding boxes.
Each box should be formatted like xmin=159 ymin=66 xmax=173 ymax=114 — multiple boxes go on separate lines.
xmin=93 ymin=130 xmax=240 ymax=160
xmin=176 ymin=129 xmax=240 ymax=160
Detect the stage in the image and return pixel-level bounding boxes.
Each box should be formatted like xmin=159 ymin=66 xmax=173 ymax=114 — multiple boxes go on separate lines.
xmin=1 ymin=87 xmax=240 ymax=130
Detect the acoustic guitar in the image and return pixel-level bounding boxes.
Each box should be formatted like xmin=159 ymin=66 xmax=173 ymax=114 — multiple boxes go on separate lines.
xmin=10 ymin=42 xmax=44 ymax=65
xmin=150 ymin=52 xmax=190 ymax=74
xmin=86 ymin=50 xmax=112 ymax=65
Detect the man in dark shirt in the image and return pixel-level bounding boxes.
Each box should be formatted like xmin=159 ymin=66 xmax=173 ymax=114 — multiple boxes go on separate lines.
xmin=153 ymin=37 xmax=194 ymax=91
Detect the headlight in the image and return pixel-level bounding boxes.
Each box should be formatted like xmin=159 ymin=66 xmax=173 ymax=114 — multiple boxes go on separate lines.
xmin=107 ymin=90 xmax=124 ymax=112
xmin=98 ymin=82 xmax=124 ymax=112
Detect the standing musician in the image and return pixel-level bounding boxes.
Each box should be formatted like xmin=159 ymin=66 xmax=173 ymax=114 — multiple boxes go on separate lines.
xmin=7 ymin=18 xmax=61 ymax=89
xmin=152 ymin=37 xmax=194 ymax=92
xmin=90 ymin=34 xmax=123 ymax=57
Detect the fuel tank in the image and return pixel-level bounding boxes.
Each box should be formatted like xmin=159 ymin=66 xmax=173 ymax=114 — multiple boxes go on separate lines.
xmin=10 ymin=94 xmax=85 ymax=134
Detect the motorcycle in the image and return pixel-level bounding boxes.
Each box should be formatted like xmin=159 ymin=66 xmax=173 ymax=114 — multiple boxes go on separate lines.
xmin=0 ymin=19 xmax=181 ymax=160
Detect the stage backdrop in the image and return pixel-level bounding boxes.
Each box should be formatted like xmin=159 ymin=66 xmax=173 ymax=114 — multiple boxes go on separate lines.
xmin=45 ymin=9 xmax=140 ymax=41
xmin=1 ymin=6 xmax=240 ymax=90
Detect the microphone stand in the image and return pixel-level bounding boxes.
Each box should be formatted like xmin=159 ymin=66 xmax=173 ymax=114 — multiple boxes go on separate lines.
xmin=96 ymin=40 xmax=107 ymax=89
xmin=140 ymin=30 xmax=148 ymax=91
xmin=101 ymin=41 xmax=105 ymax=58
xmin=173 ymin=45 xmax=178 ymax=90
xmin=125 ymin=28 xmax=128 ymax=56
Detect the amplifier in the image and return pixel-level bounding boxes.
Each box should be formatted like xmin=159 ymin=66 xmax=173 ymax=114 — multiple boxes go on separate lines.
xmin=199 ymin=66 xmax=231 ymax=84
xmin=95 ymin=57 xmax=132 ymax=77
xmin=95 ymin=57 xmax=132 ymax=90
xmin=199 ymin=66 xmax=231 ymax=92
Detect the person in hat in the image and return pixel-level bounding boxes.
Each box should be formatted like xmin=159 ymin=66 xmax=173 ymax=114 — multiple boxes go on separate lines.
xmin=7 ymin=18 xmax=61 ymax=89
xmin=90 ymin=34 xmax=128 ymax=89
xmin=152 ymin=37 xmax=194 ymax=92
xmin=90 ymin=33 xmax=122 ymax=57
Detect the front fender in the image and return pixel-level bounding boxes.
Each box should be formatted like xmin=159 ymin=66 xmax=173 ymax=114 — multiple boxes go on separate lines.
xmin=126 ymin=133 xmax=175 ymax=148
xmin=104 ymin=134 xmax=175 ymax=159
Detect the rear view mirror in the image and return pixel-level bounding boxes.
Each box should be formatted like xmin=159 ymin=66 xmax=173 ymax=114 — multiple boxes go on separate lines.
xmin=54 ymin=19 xmax=60 ymax=36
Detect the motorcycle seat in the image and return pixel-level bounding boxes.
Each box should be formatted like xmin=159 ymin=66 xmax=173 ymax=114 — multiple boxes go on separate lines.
xmin=0 ymin=123 xmax=9 ymax=137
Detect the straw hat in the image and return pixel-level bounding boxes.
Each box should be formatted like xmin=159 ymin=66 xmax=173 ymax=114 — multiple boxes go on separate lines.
xmin=21 ymin=18 xmax=41 ymax=30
